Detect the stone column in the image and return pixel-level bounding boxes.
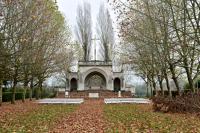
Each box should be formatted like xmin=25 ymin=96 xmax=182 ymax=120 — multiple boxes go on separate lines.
xmin=69 ymin=78 xmax=71 ymax=91
xmin=65 ymin=78 xmax=69 ymax=91
xmin=78 ymin=74 xmax=84 ymax=91
xmin=121 ymin=78 xmax=123 ymax=90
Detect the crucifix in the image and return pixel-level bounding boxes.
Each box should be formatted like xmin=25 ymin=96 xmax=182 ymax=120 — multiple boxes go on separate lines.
xmin=91 ymin=35 xmax=100 ymax=61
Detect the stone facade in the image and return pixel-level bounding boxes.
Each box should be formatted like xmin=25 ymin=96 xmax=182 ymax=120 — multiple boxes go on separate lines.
xmin=67 ymin=61 xmax=124 ymax=91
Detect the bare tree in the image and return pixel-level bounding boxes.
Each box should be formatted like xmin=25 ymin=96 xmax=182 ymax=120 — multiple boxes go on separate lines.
xmin=75 ymin=2 xmax=92 ymax=61
xmin=96 ymin=4 xmax=114 ymax=61
xmin=0 ymin=0 xmax=69 ymax=103
xmin=110 ymin=0 xmax=200 ymax=96
xmin=55 ymin=45 xmax=76 ymax=90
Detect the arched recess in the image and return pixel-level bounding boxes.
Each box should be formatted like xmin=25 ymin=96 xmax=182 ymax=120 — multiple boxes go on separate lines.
xmin=114 ymin=78 xmax=121 ymax=92
xmin=84 ymin=71 xmax=106 ymax=90
xmin=70 ymin=78 xmax=77 ymax=91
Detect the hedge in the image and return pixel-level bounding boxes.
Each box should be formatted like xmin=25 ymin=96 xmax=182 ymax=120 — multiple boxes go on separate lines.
xmin=2 ymin=92 xmax=30 ymax=102
xmin=2 ymin=88 xmax=57 ymax=102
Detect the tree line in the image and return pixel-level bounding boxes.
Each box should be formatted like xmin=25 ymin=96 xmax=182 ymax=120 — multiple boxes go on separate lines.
xmin=110 ymin=0 xmax=200 ymax=97
xmin=75 ymin=2 xmax=114 ymax=61
xmin=0 ymin=0 xmax=72 ymax=105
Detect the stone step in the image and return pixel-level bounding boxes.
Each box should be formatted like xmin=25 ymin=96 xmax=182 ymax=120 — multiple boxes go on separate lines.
xmin=37 ymin=98 xmax=84 ymax=104
xmin=104 ymin=98 xmax=151 ymax=104
xmin=57 ymin=90 xmax=132 ymax=98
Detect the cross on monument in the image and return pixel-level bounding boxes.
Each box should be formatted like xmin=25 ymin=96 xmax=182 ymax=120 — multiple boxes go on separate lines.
xmin=91 ymin=36 xmax=100 ymax=61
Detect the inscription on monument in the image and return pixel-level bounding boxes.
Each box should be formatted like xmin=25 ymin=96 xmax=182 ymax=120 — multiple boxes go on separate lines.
xmin=89 ymin=93 xmax=99 ymax=98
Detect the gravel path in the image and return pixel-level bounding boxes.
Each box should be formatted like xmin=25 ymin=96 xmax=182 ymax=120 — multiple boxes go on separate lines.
xmin=51 ymin=99 xmax=106 ymax=133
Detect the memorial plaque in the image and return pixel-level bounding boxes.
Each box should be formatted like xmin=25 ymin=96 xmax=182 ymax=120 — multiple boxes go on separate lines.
xmin=65 ymin=91 xmax=69 ymax=97
xmin=89 ymin=93 xmax=99 ymax=98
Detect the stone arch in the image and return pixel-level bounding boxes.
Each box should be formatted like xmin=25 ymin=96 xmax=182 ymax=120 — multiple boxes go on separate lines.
xmin=83 ymin=68 xmax=108 ymax=90
xmin=70 ymin=78 xmax=78 ymax=91
xmin=114 ymin=78 xmax=121 ymax=92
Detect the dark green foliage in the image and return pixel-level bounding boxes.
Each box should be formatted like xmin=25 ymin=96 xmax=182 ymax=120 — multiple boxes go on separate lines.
xmin=2 ymin=88 xmax=56 ymax=102
xmin=135 ymin=84 xmax=148 ymax=97
xmin=2 ymin=92 xmax=29 ymax=102
xmin=33 ymin=88 xmax=57 ymax=99
xmin=183 ymin=82 xmax=190 ymax=92
xmin=41 ymin=88 xmax=57 ymax=98
xmin=153 ymin=90 xmax=179 ymax=97
xmin=195 ymin=79 xmax=200 ymax=89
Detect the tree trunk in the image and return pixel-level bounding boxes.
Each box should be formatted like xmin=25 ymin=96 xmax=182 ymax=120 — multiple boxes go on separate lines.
xmin=149 ymin=81 xmax=153 ymax=97
xmin=182 ymin=0 xmax=194 ymax=92
xmin=146 ymin=80 xmax=149 ymax=97
xmin=184 ymin=64 xmax=194 ymax=92
xmin=11 ymin=78 xmax=17 ymax=104
xmin=29 ymin=77 xmax=33 ymax=101
xmin=0 ymin=80 xmax=2 ymax=106
xmin=83 ymin=44 xmax=87 ymax=61
xmin=169 ymin=63 xmax=180 ymax=95
xmin=22 ymin=87 xmax=26 ymax=103
xmin=11 ymin=66 xmax=18 ymax=104
xmin=164 ymin=72 xmax=171 ymax=97
xmin=103 ymin=43 xmax=109 ymax=62
xmin=22 ymin=80 xmax=29 ymax=103
xmin=158 ymin=76 xmax=164 ymax=96
xmin=36 ymin=78 xmax=43 ymax=100
xmin=152 ymin=78 xmax=157 ymax=96
xmin=36 ymin=88 xmax=40 ymax=100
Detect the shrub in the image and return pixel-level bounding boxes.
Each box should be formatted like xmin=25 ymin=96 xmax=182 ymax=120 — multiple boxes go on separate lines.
xmin=183 ymin=82 xmax=191 ymax=92
xmin=33 ymin=88 xmax=57 ymax=99
xmin=2 ymin=92 xmax=30 ymax=102
xmin=152 ymin=92 xmax=200 ymax=113
xmin=153 ymin=90 xmax=179 ymax=97
xmin=195 ymin=79 xmax=200 ymax=89
xmin=2 ymin=88 xmax=56 ymax=102
xmin=41 ymin=89 xmax=57 ymax=98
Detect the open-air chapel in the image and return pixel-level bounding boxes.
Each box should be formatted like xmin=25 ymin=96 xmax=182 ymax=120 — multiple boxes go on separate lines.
xmin=1 ymin=0 xmax=199 ymax=132
xmin=65 ymin=38 xmax=133 ymax=98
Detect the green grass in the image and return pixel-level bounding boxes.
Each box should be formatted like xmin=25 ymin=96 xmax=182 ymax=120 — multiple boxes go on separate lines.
xmin=104 ymin=104 xmax=200 ymax=133
xmin=0 ymin=105 xmax=77 ymax=133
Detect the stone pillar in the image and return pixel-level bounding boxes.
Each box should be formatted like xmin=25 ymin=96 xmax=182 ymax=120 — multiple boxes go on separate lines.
xmin=77 ymin=78 xmax=79 ymax=91
xmin=110 ymin=78 xmax=113 ymax=91
xmin=118 ymin=91 xmax=121 ymax=97
xmin=78 ymin=75 xmax=84 ymax=91
xmin=65 ymin=78 xmax=69 ymax=91
xmin=122 ymin=78 xmax=125 ymax=91
xmin=69 ymin=78 xmax=71 ymax=91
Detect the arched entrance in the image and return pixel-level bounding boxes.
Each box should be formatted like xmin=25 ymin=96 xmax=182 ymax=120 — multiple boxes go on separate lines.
xmin=70 ymin=78 xmax=77 ymax=91
xmin=114 ymin=78 xmax=121 ymax=92
xmin=84 ymin=71 xmax=106 ymax=90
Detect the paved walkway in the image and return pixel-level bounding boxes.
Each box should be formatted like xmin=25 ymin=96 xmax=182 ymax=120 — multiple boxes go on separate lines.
xmin=51 ymin=99 xmax=106 ymax=133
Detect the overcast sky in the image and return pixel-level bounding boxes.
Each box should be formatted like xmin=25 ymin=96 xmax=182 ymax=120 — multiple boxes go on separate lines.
xmin=57 ymin=0 xmax=116 ymax=38
xmin=57 ymin=0 xmax=118 ymax=61
xmin=55 ymin=0 xmax=144 ymax=86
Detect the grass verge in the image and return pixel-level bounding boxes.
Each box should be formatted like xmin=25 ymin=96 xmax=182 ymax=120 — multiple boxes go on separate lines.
xmin=104 ymin=104 xmax=200 ymax=133
xmin=0 ymin=104 xmax=77 ymax=133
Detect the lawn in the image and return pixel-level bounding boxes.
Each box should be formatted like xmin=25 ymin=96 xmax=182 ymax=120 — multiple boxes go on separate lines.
xmin=104 ymin=104 xmax=200 ymax=133
xmin=0 ymin=104 xmax=77 ymax=133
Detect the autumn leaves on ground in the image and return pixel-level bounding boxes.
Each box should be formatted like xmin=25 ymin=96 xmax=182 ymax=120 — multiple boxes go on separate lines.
xmin=1 ymin=100 xmax=200 ymax=133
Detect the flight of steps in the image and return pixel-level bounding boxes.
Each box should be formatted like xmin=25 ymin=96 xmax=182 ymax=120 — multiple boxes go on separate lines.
xmin=57 ymin=90 xmax=132 ymax=98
